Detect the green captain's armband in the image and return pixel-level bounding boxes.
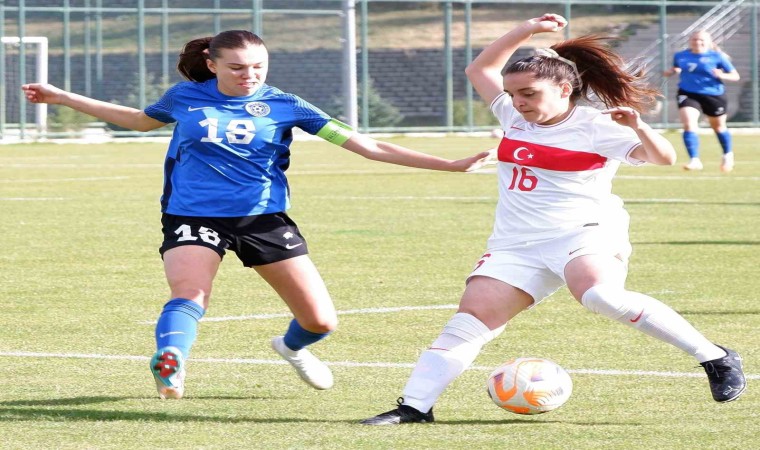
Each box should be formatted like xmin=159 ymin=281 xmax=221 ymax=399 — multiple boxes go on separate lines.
xmin=316 ymin=118 xmax=354 ymax=146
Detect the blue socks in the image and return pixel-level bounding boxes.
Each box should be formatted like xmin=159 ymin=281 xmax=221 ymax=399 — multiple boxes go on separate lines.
xmin=283 ymin=319 xmax=330 ymax=351
xmin=682 ymin=131 xmax=699 ymax=158
xmin=155 ymin=298 xmax=205 ymax=358
xmin=716 ymin=131 xmax=732 ymax=154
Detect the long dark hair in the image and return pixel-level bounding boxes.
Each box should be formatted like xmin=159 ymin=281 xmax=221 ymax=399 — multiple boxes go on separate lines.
xmin=177 ymin=30 xmax=266 ymax=82
xmin=504 ymin=35 xmax=658 ymax=111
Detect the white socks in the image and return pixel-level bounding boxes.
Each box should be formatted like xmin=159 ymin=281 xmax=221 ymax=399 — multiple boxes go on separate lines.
xmin=400 ymin=287 xmax=726 ymax=414
xmin=581 ymin=284 xmax=726 ymax=362
xmin=402 ymin=313 xmax=505 ymax=413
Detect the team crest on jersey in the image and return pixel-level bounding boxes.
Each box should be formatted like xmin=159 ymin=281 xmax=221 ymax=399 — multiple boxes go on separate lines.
xmin=245 ymin=102 xmax=270 ymax=117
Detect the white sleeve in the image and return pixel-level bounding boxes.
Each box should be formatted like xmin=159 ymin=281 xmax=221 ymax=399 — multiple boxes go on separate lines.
xmin=489 ymin=92 xmax=516 ymax=130
xmin=591 ymin=114 xmax=645 ymax=166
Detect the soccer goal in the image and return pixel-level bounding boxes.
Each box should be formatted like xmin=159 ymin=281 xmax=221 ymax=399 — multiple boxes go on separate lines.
xmin=1 ymin=36 xmax=48 ymax=138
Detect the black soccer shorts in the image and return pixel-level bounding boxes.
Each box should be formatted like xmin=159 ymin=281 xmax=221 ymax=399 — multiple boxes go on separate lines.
xmin=159 ymin=212 xmax=309 ymax=266
xmin=677 ymin=89 xmax=728 ymax=117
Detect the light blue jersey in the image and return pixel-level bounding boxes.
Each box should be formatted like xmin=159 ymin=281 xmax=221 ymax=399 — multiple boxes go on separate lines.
xmin=145 ymin=80 xmax=330 ymax=217
xmin=672 ymin=49 xmax=735 ymax=96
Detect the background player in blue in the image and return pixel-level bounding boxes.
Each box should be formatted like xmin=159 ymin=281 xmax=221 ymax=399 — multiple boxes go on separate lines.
xmin=664 ymin=30 xmax=740 ymax=172
xmin=22 ymin=30 xmax=493 ymax=399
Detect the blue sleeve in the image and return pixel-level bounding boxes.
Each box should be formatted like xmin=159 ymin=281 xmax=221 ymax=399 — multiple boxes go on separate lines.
xmin=290 ymin=95 xmax=331 ymax=135
xmin=717 ymin=52 xmax=736 ymax=72
xmin=144 ymin=84 xmax=182 ymax=124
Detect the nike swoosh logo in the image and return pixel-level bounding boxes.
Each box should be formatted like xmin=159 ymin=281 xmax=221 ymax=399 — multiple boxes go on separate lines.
xmin=285 ymin=243 xmax=303 ymax=250
xmin=568 ymin=247 xmax=583 ymax=255
xmin=630 ymin=310 xmax=644 ymax=323
xmin=159 ymin=331 xmax=185 ymax=338
xmin=187 ymin=106 xmax=212 ymax=111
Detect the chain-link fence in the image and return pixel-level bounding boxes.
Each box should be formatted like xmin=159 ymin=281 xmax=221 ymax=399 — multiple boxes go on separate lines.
xmin=1 ymin=0 xmax=758 ymax=139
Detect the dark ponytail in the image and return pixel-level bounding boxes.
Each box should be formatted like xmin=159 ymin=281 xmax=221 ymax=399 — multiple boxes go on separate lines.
xmin=177 ymin=30 xmax=267 ymax=82
xmin=177 ymin=36 xmax=214 ymax=82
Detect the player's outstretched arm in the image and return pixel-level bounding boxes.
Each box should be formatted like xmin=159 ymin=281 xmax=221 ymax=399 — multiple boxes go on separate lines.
xmin=315 ymin=118 xmax=494 ymax=172
xmin=465 ymin=14 xmax=567 ymax=105
xmin=22 ymin=83 xmax=166 ymax=132
xmin=341 ymin=133 xmax=494 ymax=172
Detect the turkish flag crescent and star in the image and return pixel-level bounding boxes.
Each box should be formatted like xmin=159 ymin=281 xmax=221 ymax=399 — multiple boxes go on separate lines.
xmin=497 ymin=137 xmax=607 ymax=172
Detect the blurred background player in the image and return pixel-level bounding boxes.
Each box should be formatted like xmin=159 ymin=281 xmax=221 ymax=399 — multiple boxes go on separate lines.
xmin=664 ymin=30 xmax=740 ymax=172
xmin=361 ymin=14 xmax=746 ymax=425
xmin=22 ymin=30 xmax=492 ymax=400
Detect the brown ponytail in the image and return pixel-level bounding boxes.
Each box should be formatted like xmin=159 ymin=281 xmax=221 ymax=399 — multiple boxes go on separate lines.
xmin=504 ymin=35 xmax=659 ymax=111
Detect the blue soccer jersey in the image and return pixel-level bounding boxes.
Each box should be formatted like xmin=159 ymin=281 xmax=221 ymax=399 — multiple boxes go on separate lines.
xmin=144 ymin=80 xmax=331 ymax=217
xmin=672 ymin=50 xmax=736 ymax=96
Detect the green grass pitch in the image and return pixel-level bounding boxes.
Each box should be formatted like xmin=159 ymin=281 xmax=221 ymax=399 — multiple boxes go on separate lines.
xmin=0 ymin=133 xmax=757 ymax=449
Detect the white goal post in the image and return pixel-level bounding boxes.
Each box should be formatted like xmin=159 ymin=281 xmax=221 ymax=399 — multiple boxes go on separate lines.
xmin=2 ymin=36 xmax=48 ymax=135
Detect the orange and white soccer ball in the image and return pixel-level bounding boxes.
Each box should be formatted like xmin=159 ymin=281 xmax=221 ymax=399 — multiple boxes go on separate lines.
xmin=486 ymin=357 xmax=573 ymax=415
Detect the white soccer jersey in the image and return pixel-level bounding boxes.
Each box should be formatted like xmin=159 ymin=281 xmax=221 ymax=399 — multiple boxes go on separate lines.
xmin=488 ymin=92 xmax=645 ymax=248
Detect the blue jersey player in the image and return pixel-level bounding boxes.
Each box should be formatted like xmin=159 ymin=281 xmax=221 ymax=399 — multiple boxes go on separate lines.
xmin=22 ymin=30 xmax=493 ymax=400
xmin=664 ymin=30 xmax=740 ymax=172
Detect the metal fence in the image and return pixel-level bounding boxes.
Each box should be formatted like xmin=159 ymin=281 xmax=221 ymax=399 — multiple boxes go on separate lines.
xmin=1 ymin=0 xmax=759 ymax=139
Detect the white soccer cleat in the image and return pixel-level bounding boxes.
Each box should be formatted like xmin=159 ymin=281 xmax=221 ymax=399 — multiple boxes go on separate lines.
xmin=683 ymin=158 xmax=703 ymax=171
xmin=150 ymin=346 xmax=186 ymax=399
xmin=271 ymin=336 xmax=334 ymax=390
xmin=720 ymin=153 xmax=734 ymax=173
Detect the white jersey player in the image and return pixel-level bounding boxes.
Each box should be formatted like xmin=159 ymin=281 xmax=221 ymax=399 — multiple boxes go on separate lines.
xmin=362 ymin=13 xmax=745 ymax=425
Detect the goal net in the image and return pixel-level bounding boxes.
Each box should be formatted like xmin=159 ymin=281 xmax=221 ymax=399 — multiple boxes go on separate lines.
xmin=1 ymin=36 xmax=48 ymax=138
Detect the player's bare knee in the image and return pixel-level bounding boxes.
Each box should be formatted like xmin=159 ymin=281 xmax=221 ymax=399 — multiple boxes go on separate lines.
xmin=170 ymin=288 xmax=210 ymax=306
xmin=298 ymin=316 xmax=338 ymax=334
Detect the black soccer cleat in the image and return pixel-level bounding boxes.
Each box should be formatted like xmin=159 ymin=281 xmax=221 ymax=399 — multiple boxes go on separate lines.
xmin=700 ymin=344 xmax=746 ymax=403
xmin=360 ymin=398 xmax=434 ymax=425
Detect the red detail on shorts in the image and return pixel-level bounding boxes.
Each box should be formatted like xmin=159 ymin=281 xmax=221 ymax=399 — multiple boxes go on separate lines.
xmin=498 ymin=137 xmax=607 ymax=171
xmin=630 ymin=310 xmax=645 ymax=323
xmin=473 ymin=253 xmax=492 ymax=271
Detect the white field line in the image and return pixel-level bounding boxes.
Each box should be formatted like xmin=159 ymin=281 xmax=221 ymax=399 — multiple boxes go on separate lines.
xmin=139 ymin=304 xmax=460 ymax=324
xmin=0 ymin=176 xmax=130 ymax=183
xmin=0 ymin=197 xmax=66 ymax=201
xmin=616 ymin=174 xmax=760 ymax=181
xmin=300 ymin=171 xmax=759 ymax=181
xmin=310 ymin=195 xmax=701 ymax=203
xmin=0 ymin=350 xmax=757 ymax=380
xmin=311 ymin=195 xmax=495 ymax=201
xmin=4 ymin=163 xmax=759 ymax=181
xmin=0 ymin=163 xmax=161 ymax=168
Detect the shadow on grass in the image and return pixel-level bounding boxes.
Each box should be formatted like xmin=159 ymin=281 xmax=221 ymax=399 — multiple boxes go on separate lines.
xmin=0 ymin=395 xmax=300 ymax=423
xmin=0 ymin=398 xmax=633 ymax=426
xmin=678 ymin=310 xmax=760 ymax=316
xmin=0 ymin=406 xmax=633 ymax=426
xmin=0 ymin=396 xmax=319 ymax=423
xmin=434 ymin=418 xmax=634 ymax=426
xmin=626 ymin=201 xmax=760 ymax=206
xmin=0 ymin=407 xmax=331 ymax=423
xmin=635 ymin=240 xmax=760 ymax=246
xmin=0 ymin=395 xmax=274 ymax=408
